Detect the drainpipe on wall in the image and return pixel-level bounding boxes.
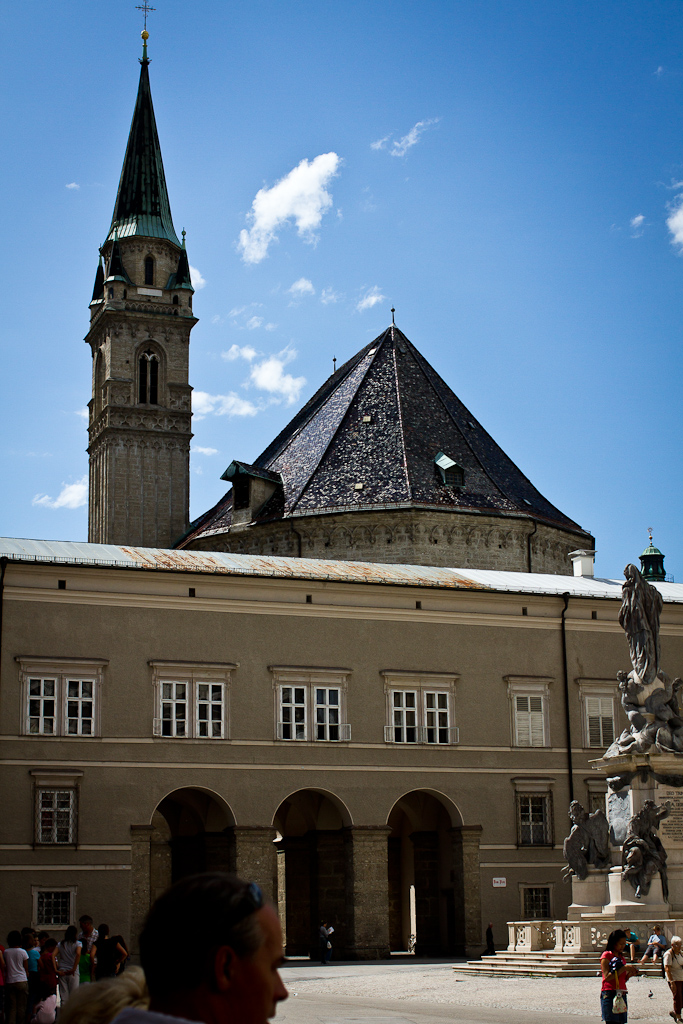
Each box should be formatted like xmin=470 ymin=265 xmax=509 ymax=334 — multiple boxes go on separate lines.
xmin=527 ymin=519 xmax=537 ymax=573
xmin=0 ymin=557 xmax=8 ymax=694
xmin=560 ymin=591 xmax=574 ymax=804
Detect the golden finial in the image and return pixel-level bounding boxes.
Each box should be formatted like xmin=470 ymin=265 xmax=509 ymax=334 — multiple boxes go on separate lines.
xmin=142 ymin=29 xmax=149 ymax=40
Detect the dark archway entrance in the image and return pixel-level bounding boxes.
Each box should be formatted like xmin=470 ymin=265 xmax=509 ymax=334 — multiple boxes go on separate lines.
xmin=387 ymin=790 xmax=465 ymax=956
xmin=153 ymin=787 xmax=236 ymax=886
xmin=273 ymin=789 xmax=352 ymax=959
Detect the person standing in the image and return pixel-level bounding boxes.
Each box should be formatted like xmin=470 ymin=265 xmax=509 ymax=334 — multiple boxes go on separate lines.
xmin=600 ymin=929 xmax=638 ymax=1023
xmin=485 ymin=923 xmax=496 ymax=956
xmin=664 ymin=934 xmax=683 ymax=1023
xmin=4 ymin=932 xmax=29 ymax=1024
xmin=56 ymin=927 xmax=82 ymax=1004
xmin=25 ymin=933 xmax=41 ymax=1021
xmin=91 ymin=927 xmax=126 ymax=981
xmin=37 ymin=941 xmax=58 ymax=1000
xmin=318 ymin=922 xmax=333 ymax=965
xmin=77 ymin=917 xmax=98 ymax=985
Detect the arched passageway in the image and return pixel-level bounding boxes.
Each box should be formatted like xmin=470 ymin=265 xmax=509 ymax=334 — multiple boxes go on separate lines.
xmin=387 ymin=790 xmax=475 ymax=957
xmin=273 ymin=789 xmax=352 ymax=958
xmin=154 ymin=787 xmax=236 ymax=884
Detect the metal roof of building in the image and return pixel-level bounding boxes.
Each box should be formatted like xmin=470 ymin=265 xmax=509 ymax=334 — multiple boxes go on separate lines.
xmin=2 ymin=537 xmax=681 ymax=602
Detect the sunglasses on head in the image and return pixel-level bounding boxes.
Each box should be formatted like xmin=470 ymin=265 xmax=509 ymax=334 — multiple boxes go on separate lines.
xmin=228 ymin=881 xmax=264 ymax=927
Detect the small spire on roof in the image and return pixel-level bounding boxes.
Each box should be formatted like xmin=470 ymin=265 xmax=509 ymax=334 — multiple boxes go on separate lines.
xmin=136 ymin=3 xmax=155 ymax=61
xmin=333 ymin=356 xmax=337 ymax=372
xmin=182 ymin=228 xmax=186 ymax=249
xmin=648 ymin=526 xmax=654 ymax=546
xmin=391 ymin=307 xmax=395 ymax=325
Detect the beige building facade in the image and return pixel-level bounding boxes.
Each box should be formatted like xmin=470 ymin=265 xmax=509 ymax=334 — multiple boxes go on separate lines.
xmin=2 ymin=539 xmax=681 ymax=958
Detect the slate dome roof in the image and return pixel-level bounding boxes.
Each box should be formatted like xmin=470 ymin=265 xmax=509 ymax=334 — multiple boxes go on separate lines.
xmin=178 ymin=324 xmax=590 ymax=546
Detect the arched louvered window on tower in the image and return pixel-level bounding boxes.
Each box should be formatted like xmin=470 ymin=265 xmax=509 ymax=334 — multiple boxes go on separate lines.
xmin=138 ymin=350 xmax=160 ymax=405
xmin=144 ymin=256 xmax=155 ymax=286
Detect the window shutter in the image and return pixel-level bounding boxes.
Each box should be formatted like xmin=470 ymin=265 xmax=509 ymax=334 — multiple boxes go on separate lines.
xmin=529 ymin=696 xmax=545 ymax=747
xmin=152 ymin=717 xmax=162 ymax=737
xmin=585 ymin=696 xmax=614 ymax=747
xmin=515 ymin=695 xmax=530 ymax=746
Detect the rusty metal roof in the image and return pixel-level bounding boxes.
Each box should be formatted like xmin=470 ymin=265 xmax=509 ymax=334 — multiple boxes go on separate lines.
xmin=2 ymin=536 xmax=682 ymax=601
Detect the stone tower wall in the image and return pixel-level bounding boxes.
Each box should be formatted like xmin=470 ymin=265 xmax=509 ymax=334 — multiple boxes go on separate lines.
xmin=185 ymin=509 xmax=590 ymax=575
xmin=86 ymin=237 xmax=195 ymax=548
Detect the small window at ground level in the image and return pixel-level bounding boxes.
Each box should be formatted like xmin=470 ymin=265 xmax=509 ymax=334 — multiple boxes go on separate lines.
xmin=523 ymin=886 xmax=551 ymax=919
xmin=35 ymin=890 xmax=73 ymax=928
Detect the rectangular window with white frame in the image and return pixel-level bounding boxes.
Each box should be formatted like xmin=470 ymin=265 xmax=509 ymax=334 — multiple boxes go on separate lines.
xmin=382 ymin=672 xmax=459 ymax=745
xmin=517 ymin=793 xmax=553 ymax=846
xmin=505 ymin=677 xmax=552 ymax=747
xmin=272 ymin=668 xmax=351 ymax=742
xmin=32 ymin=887 xmax=77 ymax=929
xmin=522 ymin=885 xmax=552 ymax=919
xmin=151 ymin=662 xmax=236 ymax=740
xmin=31 ymin=770 xmax=82 ymax=847
xmin=17 ymin=658 xmax=106 ymax=738
xmin=577 ymin=680 xmax=618 ymax=749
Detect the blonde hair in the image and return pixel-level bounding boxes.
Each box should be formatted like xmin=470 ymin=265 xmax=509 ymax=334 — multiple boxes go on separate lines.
xmin=58 ymin=967 xmax=149 ymax=1024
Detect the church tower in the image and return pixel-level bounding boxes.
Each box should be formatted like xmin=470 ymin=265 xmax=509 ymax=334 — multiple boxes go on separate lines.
xmin=86 ymin=31 xmax=196 ymax=548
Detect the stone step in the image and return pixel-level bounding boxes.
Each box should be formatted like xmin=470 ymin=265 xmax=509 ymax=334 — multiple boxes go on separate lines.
xmin=456 ymin=953 xmax=666 ymax=978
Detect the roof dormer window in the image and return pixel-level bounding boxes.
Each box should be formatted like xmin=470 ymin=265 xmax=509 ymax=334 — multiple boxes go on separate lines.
xmin=435 ymin=451 xmax=464 ymax=487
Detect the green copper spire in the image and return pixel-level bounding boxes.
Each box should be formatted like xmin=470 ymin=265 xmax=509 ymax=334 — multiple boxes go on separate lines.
xmin=106 ymin=40 xmax=181 ymax=247
xmin=640 ymin=528 xmax=666 ymax=582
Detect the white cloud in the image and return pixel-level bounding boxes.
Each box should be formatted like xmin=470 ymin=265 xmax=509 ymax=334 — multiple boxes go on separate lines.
xmin=356 ymin=286 xmax=385 ymax=312
xmin=667 ymin=195 xmax=683 ymax=250
xmin=655 ymin=66 xmax=665 ymax=77
xmin=192 ymin=445 xmax=219 ymax=456
xmin=371 ymin=134 xmax=392 ymax=151
xmin=321 ymin=287 xmax=341 ymax=305
xmin=391 ymin=119 xmax=440 ymax=157
xmin=189 ymin=265 xmax=206 ymax=289
xmin=238 ymin=152 xmax=341 ymax=264
xmin=264 ymin=322 xmax=277 ymax=331
xmin=65 ymin=182 xmax=80 ymax=190
xmin=288 ymin=277 xmax=315 ymax=298
xmin=223 ymin=344 xmax=258 ymax=362
xmin=630 ymin=214 xmax=645 ymax=237
xmin=75 ymin=407 xmax=89 ymax=421
xmin=32 ymin=475 xmax=88 ymax=510
xmin=372 ymin=119 xmax=440 ymax=158
xmin=246 ymin=315 xmax=264 ymax=330
xmin=249 ymin=347 xmax=306 ymax=405
xmin=192 ymin=391 xmax=259 ymax=418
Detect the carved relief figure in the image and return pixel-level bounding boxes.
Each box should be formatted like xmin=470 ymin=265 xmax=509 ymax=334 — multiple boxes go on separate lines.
xmin=605 ymin=564 xmax=683 ymax=757
xmin=562 ymin=800 xmax=610 ymax=880
xmin=622 ymin=799 xmax=670 ymax=899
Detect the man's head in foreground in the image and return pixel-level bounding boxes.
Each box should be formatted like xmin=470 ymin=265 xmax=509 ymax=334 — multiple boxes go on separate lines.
xmin=139 ymin=872 xmax=287 ymax=1024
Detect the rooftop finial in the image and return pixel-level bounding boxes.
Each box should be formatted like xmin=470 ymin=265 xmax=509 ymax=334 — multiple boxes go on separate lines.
xmin=136 ymin=2 xmax=155 ymax=60
xmin=182 ymin=228 xmax=186 ymax=248
xmin=333 ymin=356 xmax=337 ymax=372
xmin=391 ymin=307 xmax=395 ymax=325
xmin=648 ymin=525 xmax=654 ymax=546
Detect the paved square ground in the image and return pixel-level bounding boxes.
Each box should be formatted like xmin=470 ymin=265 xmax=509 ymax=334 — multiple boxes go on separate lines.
xmin=276 ymin=959 xmax=675 ymax=1022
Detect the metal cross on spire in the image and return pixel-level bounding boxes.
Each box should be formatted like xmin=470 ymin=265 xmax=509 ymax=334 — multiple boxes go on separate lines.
xmin=136 ymin=2 xmax=156 ymax=30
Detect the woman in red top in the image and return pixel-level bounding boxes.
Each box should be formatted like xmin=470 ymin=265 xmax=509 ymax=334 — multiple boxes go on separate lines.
xmin=600 ymin=930 xmax=639 ymax=1023
xmin=37 ymin=941 xmax=58 ymax=998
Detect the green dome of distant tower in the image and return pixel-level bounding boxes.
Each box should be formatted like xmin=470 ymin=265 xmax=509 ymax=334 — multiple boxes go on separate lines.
xmin=640 ymin=529 xmax=666 ymax=582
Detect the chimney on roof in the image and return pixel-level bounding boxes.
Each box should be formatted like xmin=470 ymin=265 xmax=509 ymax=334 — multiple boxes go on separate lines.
xmin=569 ymin=549 xmax=596 ymax=577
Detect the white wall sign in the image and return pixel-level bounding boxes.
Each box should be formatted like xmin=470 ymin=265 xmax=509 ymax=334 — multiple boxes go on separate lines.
xmin=492 ymin=877 xmax=506 ymax=888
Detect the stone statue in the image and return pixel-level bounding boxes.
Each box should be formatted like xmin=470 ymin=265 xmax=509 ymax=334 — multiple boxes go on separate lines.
xmin=605 ymin=564 xmax=683 ymax=757
xmin=562 ymin=800 xmax=610 ymax=880
xmin=622 ymin=799 xmax=670 ymax=899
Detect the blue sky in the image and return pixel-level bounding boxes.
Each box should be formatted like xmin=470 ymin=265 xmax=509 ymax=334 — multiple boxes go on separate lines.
xmin=1 ymin=0 xmax=682 ymax=580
